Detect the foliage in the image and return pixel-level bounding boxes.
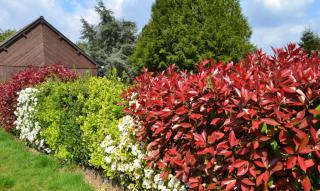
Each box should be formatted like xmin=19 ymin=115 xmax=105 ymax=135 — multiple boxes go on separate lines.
xmin=0 ymin=128 xmax=94 ymax=191
xmin=125 ymin=44 xmax=320 ymax=190
xmin=14 ymin=88 xmax=50 ymax=152
xmin=0 ymin=65 xmax=77 ymax=131
xmin=101 ymin=116 xmax=186 ymax=191
xmin=299 ymin=28 xmax=320 ymax=54
xmin=79 ymin=0 xmax=137 ymax=80
xmin=78 ymin=77 xmax=126 ymax=168
xmin=35 ymin=80 xmax=88 ymax=163
xmin=0 ymin=28 xmax=16 ymax=43
xmin=131 ymin=0 xmax=254 ymax=72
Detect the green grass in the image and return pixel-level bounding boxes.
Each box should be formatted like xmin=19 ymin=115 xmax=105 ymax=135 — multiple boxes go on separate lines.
xmin=0 ymin=129 xmax=94 ymax=191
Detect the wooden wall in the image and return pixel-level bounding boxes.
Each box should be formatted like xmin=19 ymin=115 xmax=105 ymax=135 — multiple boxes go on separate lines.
xmin=0 ymin=24 xmax=97 ymax=82
xmin=0 ymin=25 xmax=45 ymax=81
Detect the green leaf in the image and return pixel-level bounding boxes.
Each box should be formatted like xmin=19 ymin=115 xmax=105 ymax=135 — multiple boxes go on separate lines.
xmin=261 ymin=122 xmax=268 ymax=134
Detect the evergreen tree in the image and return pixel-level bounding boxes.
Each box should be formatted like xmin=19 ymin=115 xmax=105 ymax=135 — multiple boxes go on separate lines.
xmin=79 ymin=0 xmax=137 ymax=80
xmin=0 ymin=29 xmax=16 ymax=43
xmin=299 ymin=28 xmax=320 ymax=54
xmin=131 ymin=0 xmax=254 ymax=72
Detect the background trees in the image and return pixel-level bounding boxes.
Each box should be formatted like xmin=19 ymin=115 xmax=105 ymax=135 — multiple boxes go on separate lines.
xmin=0 ymin=29 xmax=16 ymax=43
xmin=299 ymin=28 xmax=320 ymax=54
xmin=130 ymin=0 xmax=254 ymax=72
xmin=78 ymin=1 xmax=137 ymax=80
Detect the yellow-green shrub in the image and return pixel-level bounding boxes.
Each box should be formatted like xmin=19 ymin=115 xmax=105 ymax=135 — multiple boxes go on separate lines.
xmin=34 ymin=77 xmax=126 ymax=167
xmin=78 ymin=77 xmax=125 ymax=169
xmin=35 ymin=79 xmax=89 ymax=163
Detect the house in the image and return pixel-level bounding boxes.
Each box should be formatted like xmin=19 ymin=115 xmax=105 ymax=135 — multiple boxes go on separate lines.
xmin=0 ymin=16 xmax=97 ymax=81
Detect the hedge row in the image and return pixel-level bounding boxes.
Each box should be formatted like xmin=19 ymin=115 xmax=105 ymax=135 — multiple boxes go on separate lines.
xmin=2 ymin=44 xmax=320 ymax=191
xmin=12 ymin=76 xmax=184 ymax=190
xmin=0 ymin=65 xmax=77 ymax=131
xmin=124 ymin=44 xmax=320 ymax=190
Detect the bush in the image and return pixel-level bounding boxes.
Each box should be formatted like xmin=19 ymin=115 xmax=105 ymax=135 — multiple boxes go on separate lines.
xmin=35 ymin=80 xmax=88 ymax=163
xmin=101 ymin=115 xmax=186 ymax=191
xmin=30 ymin=77 xmax=125 ymax=166
xmin=14 ymin=88 xmax=50 ymax=152
xmin=0 ymin=65 xmax=77 ymax=131
xmin=124 ymin=44 xmax=320 ymax=190
xmin=78 ymin=77 xmax=126 ymax=168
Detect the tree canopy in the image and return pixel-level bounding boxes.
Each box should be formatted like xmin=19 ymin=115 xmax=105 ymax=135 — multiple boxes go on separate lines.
xmin=130 ymin=0 xmax=254 ymax=72
xmin=299 ymin=28 xmax=320 ymax=54
xmin=0 ymin=29 xmax=16 ymax=43
xmin=79 ymin=0 xmax=137 ymax=80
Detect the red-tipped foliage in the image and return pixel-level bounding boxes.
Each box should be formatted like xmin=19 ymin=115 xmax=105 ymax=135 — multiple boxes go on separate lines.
xmin=125 ymin=44 xmax=320 ymax=190
xmin=0 ymin=64 xmax=77 ymax=131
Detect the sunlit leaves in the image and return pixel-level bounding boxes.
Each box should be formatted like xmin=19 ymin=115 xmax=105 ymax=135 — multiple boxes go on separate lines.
xmin=125 ymin=44 xmax=320 ymax=190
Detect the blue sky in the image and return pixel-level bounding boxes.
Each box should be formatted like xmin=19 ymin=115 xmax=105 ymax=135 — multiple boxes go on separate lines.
xmin=0 ymin=0 xmax=319 ymax=53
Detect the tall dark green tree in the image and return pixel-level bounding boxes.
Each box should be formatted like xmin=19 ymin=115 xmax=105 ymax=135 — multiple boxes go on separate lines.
xmin=79 ymin=1 xmax=137 ymax=79
xmin=299 ymin=28 xmax=320 ymax=54
xmin=0 ymin=29 xmax=16 ymax=43
xmin=131 ymin=0 xmax=254 ymax=72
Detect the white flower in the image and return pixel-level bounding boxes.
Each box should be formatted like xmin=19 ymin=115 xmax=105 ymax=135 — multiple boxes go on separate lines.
xmin=14 ymin=88 xmax=50 ymax=152
xmin=100 ymin=115 xmax=186 ymax=190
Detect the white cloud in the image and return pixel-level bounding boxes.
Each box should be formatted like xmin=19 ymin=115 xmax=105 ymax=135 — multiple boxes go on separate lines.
xmin=251 ymin=24 xmax=306 ymax=52
xmin=255 ymin=0 xmax=314 ymax=12
xmin=241 ymin=0 xmax=317 ymax=53
xmin=0 ymin=0 xmax=138 ymax=42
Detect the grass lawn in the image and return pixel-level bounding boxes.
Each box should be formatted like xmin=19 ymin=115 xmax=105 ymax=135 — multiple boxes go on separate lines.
xmin=0 ymin=128 xmax=94 ymax=191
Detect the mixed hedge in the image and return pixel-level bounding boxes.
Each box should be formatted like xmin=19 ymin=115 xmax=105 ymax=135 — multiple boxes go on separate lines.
xmin=0 ymin=65 xmax=77 ymax=131
xmin=1 ymin=44 xmax=320 ymax=191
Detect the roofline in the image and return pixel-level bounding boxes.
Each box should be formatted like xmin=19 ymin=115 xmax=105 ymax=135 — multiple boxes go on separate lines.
xmin=0 ymin=16 xmax=98 ymax=68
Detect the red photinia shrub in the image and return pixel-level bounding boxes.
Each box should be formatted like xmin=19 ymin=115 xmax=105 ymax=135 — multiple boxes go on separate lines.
xmin=0 ymin=64 xmax=77 ymax=131
xmin=124 ymin=44 xmax=320 ymax=191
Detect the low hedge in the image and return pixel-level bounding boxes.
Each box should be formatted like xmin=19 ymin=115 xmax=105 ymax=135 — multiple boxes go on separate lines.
xmin=0 ymin=65 xmax=77 ymax=131
xmin=35 ymin=80 xmax=89 ymax=163
xmin=33 ymin=77 xmax=126 ymax=165
xmin=6 ymin=44 xmax=320 ymax=191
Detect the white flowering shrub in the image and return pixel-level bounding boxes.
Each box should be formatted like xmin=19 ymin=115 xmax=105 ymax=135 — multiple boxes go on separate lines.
xmin=101 ymin=115 xmax=186 ymax=191
xmin=14 ymin=88 xmax=50 ymax=153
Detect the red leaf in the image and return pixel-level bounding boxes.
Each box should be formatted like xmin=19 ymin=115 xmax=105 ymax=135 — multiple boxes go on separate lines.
xmin=298 ymin=156 xmax=307 ymax=172
xmin=261 ymin=118 xmax=280 ymax=126
xmin=180 ymin=122 xmax=192 ymax=128
xmin=296 ymin=109 xmax=305 ymax=120
xmin=229 ymin=130 xmax=239 ymax=148
xmin=252 ymin=120 xmax=261 ymax=131
xmin=207 ymin=183 xmax=216 ymax=190
xmin=237 ymin=165 xmax=249 ymax=176
xmin=310 ymin=126 xmax=317 ymax=142
xmin=241 ymin=178 xmax=255 ymax=186
xmin=287 ymin=156 xmax=297 ymax=169
xmin=256 ymin=171 xmax=269 ymax=186
xmin=221 ymin=179 xmax=236 ymax=191
xmin=210 ymin=118 xmax=221 ymax=125
xmin=189 ymin=113 xmax=202 ymax=120
xmin=301 ymin=176 xmax=311 ymax=191
xmin=304 ymin=159 xmax=314 ymax=169
xmin=208 ymin=131 xmax=224 ymax=144
xmin=249 ymin=165 xmax=256 ymax=178
xmin=176 ymin=106 xmax=188 ymax=115
xmin=233 ymin=160 xmax=248 ymax=168
xmin=254 ymin=160 xmax=265 ymax=168
xmin=283 ymin=146 xmax=295 ymax=154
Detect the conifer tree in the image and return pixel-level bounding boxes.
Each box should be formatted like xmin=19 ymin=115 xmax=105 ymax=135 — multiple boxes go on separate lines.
xmin=131 ymin=0 xmax=254 ymax=72
xmin=299 ymin=28 xmax=320 ymax=54
xmin=79 ymin=1 xmax=137 ymax=79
